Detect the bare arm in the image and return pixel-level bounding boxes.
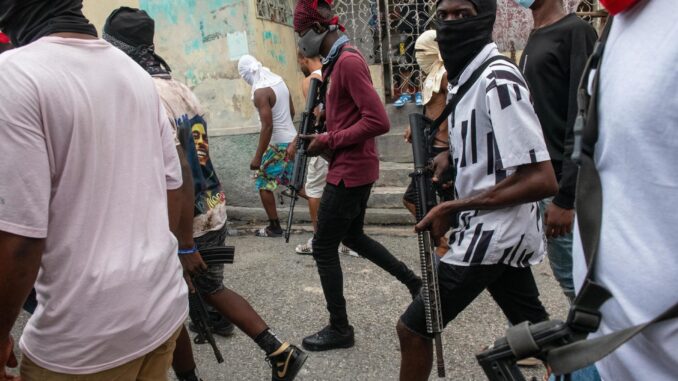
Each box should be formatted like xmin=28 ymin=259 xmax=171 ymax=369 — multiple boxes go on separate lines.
xmin=168 ymin=147 xmax=206 ymax=280
xmin=416 ymin=161 xmax=558 ymax=241
xmin=289 ymin=94 xmax=295 ymax=120
xmin=251 ymin=89 xmax=274 ymax=169
xmin=0 ymin=231 xmax=44 ymax=341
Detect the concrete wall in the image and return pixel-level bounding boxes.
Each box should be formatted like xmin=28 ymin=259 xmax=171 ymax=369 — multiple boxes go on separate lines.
xmin=82 ymin=0 xmax=304 ymax=207
xmin=83 ymin=0 xmax=303 ymax=136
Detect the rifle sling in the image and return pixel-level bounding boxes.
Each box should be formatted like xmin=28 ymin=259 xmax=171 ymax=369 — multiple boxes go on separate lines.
xmin=547 ymin=17 xmax=678 ymax=374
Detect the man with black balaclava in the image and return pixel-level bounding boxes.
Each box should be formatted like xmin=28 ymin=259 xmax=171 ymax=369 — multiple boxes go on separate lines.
xmin=396 ymin=0 xmax=559 ymax=378
xmin=0 ymin=0 xmax=189 ymax=379
xmin=103 ymin=8 xmax=308 ymax=381
xmin=293 ymin=0 xmax=422 ymax=352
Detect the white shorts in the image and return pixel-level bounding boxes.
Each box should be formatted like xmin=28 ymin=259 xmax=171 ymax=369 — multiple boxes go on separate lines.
xmin=305 ymin=156 xmax=328 ymax=198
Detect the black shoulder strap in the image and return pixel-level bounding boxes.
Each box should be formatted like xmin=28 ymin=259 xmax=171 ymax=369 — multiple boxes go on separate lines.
xmin=431 ymin=55 xmax=514 ymax=129
xmin=545 ymin=17 xmax=678 ymax=375
xmin=319 ymin=47 xmax=360 ymax=103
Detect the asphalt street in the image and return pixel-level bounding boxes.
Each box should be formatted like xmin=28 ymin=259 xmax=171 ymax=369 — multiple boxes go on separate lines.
xmin=10 ymin=226 xmax=569 ymax=380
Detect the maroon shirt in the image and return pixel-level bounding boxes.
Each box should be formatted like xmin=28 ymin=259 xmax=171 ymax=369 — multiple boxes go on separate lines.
xmin=316 ymin=46 xmax=390 ymax=187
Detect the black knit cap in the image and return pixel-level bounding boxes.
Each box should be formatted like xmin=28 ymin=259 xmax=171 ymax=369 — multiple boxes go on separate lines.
xmin=103 ymin=6 xmax=154 ymax=48
xmin=435 ymin=0 xmax=497 ymax=14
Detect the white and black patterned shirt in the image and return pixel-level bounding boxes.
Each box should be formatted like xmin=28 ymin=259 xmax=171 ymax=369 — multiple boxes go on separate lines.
xmin=443 ymin=43 xmax=550 ymax=268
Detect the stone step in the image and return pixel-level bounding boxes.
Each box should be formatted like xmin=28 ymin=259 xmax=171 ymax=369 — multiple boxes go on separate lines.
xmin=376 ymin=161 xmax=413 ymax=188
xmin=227 ymin=205 xmax=415 ymax=225
xmin=367 ymin=186 xmax=407 ymax=209
xmin=377 ymin=132 xmax=413 ymax=163
xmin=385 ymin=102 xmax=422 ymax=133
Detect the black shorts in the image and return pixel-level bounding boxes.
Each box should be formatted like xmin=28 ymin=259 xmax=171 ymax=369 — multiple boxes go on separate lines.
xmin=403 ymin=147 xmax=454 ymax=205
xmin=400 ymin=262 xmax=549 ymax=338
xmin=192 ymin=224 xmax=228 ymax=295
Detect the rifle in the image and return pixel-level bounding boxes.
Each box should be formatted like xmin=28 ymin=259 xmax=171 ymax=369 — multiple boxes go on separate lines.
xmin=188 ymin=245 xmax=235 ymax=364
xmin=409 ymin=113 xmax=446 ymax=378
xmin=284 ymin=77 xmax=323 ymax=243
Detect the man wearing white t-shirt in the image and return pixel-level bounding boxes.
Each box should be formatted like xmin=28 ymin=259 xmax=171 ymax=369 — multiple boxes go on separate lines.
xmin=0 ymin=1 xmax=188 ymax=379
xmin=572 ymin=0 xmax=678 ymax=379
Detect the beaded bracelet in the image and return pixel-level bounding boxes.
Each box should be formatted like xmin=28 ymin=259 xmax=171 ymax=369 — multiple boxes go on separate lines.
xmin=178 ymin=245 xmax=198 ymax=255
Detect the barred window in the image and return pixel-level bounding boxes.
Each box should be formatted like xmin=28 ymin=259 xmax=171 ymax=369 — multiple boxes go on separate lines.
xmin=256 ymin=0 xmax=295 ymax=26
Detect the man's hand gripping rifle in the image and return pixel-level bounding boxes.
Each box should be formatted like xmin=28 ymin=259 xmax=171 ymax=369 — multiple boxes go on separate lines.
xmin=284 ymin=77 xmax=323 ymax=243
xmin=409 ymin=113 xmax=446 ymax=378
xmin=188 ymin=246 xmax=235 ymax=364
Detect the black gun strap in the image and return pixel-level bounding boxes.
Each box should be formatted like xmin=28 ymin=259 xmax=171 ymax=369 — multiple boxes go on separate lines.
xmin=547 ymin=17 xmax=678 ymax=375
xmin=319 ymin=47 xmax=360 ymax=105
xmin=431 ymin=55 xmax=514 ymax=129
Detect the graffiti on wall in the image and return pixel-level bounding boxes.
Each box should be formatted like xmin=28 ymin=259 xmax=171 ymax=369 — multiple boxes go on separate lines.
xmin=137 ymin=0 xmax=257 ymax=132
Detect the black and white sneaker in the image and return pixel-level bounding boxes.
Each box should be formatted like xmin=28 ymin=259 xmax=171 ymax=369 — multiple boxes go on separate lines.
xmin=267 ymin=342 xmax=308 ymax=381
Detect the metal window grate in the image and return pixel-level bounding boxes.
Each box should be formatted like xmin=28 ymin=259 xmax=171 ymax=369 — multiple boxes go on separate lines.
xmin=256 ymin=0 xmax=295 ymax=26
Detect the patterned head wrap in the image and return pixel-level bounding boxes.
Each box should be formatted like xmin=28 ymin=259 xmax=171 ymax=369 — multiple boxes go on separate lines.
xmin=293 ymin=0 xmax=345 ymax=33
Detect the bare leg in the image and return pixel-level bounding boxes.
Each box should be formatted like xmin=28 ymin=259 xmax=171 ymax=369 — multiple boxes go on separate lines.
xmin=397 ymin=320 xmax=433 ymax=381
xmin=259 ymin=189 xmax=279 ymax=221
xmin=205 ymin=288 xmax=268 ymax=339
xmin=171 ymin=325 xmax=196 ymax=374
xmin=308 ymin=197 xmax=321 ymax=232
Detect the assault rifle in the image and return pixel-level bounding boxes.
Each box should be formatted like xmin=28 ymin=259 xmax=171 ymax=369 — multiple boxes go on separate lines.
xmin=188 ymin=245 xmax=235 ymax=364
xmin=284 ymin=77 xmax=323 ymax=242
xmin=409 ymin=113 xmax=446 ymax=378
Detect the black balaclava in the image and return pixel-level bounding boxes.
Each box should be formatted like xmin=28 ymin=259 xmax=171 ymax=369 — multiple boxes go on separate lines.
xmin=0 ymin=0 xmax=97 ymax=47
xmin=435 ymin=0 xmax=496 ymax=81
xmin=102 ymin=7 xmax=171 ymax=78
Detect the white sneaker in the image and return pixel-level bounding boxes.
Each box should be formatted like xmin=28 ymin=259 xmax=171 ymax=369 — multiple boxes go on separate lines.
xmin=295 ymin=237 xmax=313 ymax=255
xmin=339 ymin=244 xmax=359 ymax=257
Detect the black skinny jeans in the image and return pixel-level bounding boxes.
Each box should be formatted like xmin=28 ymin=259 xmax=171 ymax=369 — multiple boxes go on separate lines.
xmin=313 ymin=181 xmax=420 ymax=329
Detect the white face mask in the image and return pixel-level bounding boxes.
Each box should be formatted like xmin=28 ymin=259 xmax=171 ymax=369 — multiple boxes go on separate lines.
xmin=512 ymin=0 xmax=535 ymax=8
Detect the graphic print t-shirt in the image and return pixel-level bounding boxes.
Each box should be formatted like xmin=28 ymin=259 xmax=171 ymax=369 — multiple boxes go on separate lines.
xmin=153 ymin=77 xmax=227 ymax=237
xmin=443 ymin=43 xmax=550 ymax=268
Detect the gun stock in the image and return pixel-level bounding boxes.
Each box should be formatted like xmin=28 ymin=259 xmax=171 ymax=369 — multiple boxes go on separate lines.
xmin=409 ymin=113 xmax=446 ymax=378
xmin=285 ymin=77 xmax=323 ymax=242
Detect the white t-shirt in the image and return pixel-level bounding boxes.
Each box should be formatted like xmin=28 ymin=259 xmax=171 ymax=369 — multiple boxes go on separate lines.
xmin=443 ymin=43 xmax=550 ymax=267
xmin=572 ymin=1 xmax=678 ymax=379
xmin=269 ymin=81 xmax=297 ymax=144
xmin=0 ymin=37 xmax=188 ymax=374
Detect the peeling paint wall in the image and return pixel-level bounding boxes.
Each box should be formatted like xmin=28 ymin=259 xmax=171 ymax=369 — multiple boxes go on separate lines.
xmin=83 ymin=0 xmax=305 ymax=136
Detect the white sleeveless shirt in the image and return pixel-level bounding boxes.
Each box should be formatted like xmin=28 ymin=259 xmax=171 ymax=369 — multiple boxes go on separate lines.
xmin=269 ymin=81 xmax=297 ymax=144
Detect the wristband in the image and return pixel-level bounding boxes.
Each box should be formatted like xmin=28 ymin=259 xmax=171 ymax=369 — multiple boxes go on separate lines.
xmin=178 ymin=245 xmax=198 ymax=255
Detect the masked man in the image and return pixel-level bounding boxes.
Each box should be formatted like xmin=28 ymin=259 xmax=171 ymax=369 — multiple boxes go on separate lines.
xmin=402 ymin=30 xmax=453 ymax=256
xmin=104 ymin=8 xmax=307 ymax=381
xmin=238 ymin=54 xmax=298 ymax=238
xmin=396 ymin=0 xmax=559 ymax=379
xmin=293 ymin=0 xmax=423 ymax=352
xmin=0 ymin=1 xmax=188 ymax=379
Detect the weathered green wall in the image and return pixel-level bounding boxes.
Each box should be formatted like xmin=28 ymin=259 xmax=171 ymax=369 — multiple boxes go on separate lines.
xmin=83 ymin=0 xmax=303 ymax=208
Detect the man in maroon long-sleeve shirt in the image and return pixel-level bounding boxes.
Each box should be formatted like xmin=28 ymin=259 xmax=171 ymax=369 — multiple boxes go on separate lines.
xmin=294 ymin=0 xmax=422 ymax=352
